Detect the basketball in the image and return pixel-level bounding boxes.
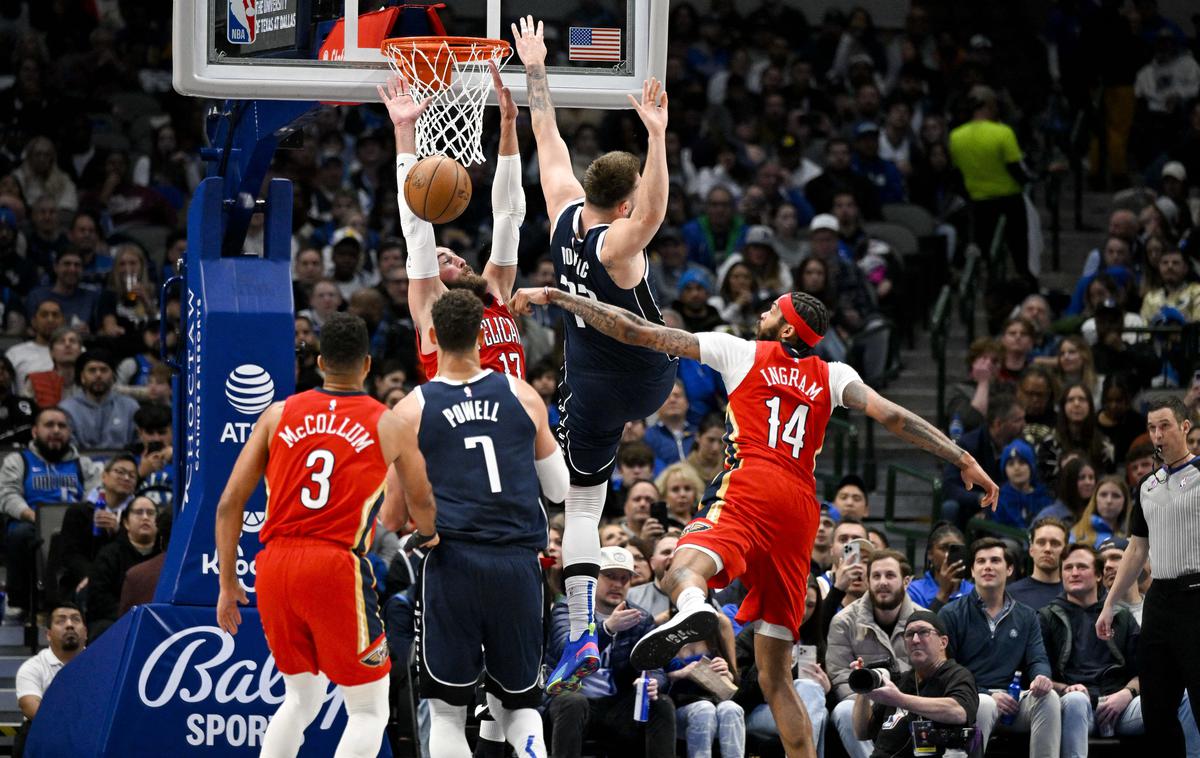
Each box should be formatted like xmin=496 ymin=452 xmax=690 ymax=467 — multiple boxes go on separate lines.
xmin=404 ymin=155 xmax=473 ymax=224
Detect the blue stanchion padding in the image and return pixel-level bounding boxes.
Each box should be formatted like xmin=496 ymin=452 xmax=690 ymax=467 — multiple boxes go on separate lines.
xmin=25 ymin=604 xmax=391 ymax=756
xmin=155 ymin=176 xmax=296 ymax=607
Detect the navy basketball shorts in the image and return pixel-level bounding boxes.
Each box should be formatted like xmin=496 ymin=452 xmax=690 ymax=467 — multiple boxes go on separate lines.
xmin=556 ymin=361 xmax=678 ymax=486
xmin=416 ymin=540 xmax=544 ymax=709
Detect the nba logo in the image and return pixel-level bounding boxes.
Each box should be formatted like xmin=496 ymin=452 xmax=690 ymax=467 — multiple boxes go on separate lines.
xmin=227 ymin=0 xmax=256 ymax=44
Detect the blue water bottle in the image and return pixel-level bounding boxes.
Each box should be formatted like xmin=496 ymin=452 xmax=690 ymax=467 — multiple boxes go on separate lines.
xmin=948 ymin=413 xmax=964 ymax=443
xmin=1000 ymin=671 xmax=1022 ymax=726
xmin=633 ymin=672 xmax=650 ymax=723
xmin=92 ymin=491 xmax=107 ymax=537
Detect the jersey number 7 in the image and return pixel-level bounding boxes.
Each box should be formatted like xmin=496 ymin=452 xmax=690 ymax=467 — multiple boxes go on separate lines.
xmin=764 ymin=396 xmax=809 ymax=458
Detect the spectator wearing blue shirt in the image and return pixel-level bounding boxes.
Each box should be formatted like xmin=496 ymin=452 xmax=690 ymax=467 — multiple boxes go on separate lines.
xmin=643 ymin=380 xmax=696 ymax=474
xmin=939 ymin=538 xmax=1061 ymax=756
xmin=942 ymin=395 xmax=1025 ymax=529
xmin=682 ymin=186 xmax=747 ymax=271
xmin=25 ymin=250 xmax=100 ymax=333
xmin=647 ymin=226 xmax=715 ymax=307
xmin=676 ymin=358 xmax=725 ymax=428
xmin=994 ymin=439 xmax=1053 ymax=530
xmin=908 ymin=523 xmax=975 ymax=612
xmin=850 ymin=122 xmax=906 ymax=205
xmin=1008 ymin=517 xmax=1069 ymax=612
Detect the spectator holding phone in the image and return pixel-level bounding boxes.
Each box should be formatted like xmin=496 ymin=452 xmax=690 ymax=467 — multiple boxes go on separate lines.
xmin=617 ymin=480 xmax=661 ymax=543
xmin=907 ymin=523 xmax=974 ymax=612
xmin=819 ymin=518 xmax=871 ymax=622
xmin=827 ymin=550 xmax=925 ymax=758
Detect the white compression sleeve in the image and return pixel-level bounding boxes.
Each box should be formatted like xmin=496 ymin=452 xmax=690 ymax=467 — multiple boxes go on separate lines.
xmin=535 ymin=447 xmax=569 ymax=504
xmin=397 ymin=153 xmax=439 ymax=280
xmin=333 ymin=676 xmax=390 ymax=758
xmin=260 ymin=672 xmax=328 ymax=757
xmin=486 ymin=692 xmax=547 ymax=758
xmin=427 ymin=699 xmax=471 ymax=758
xmin=490 ymin=153 xmax=525 ymax=267
xmin=563 ymin=481 xmax=606 ymax=638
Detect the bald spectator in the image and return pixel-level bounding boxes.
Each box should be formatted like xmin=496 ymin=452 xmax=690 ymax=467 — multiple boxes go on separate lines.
xmin=1081 ymin=209 xmax=1139 ymax=277
xmin=6 ymin=299 xmax=62 ymax=389
xmin=12 ymin=136 xmax=77 ymax=217
xmin=1018 ymin=295 xmax=1061 ymax=358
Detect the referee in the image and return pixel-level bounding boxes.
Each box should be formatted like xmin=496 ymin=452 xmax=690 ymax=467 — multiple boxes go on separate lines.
xmin=1098 ymin=396 xmax=1200 ymax=753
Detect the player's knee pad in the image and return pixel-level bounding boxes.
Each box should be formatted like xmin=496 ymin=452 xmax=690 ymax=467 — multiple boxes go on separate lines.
xmin=565 ymin=482 xmax=607 ymax=520
xmin=563 ymin=483 xmax=605 ymax=569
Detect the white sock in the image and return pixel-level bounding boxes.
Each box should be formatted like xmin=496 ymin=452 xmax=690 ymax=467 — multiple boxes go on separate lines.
xmin=261 ymin=672 xmax=328 ymax=758
xmin=486 ymin=693 xmax=547 ymax=758
xmin=333 ymin=676 xmax=390 ymax=758
xmin=427 ymin=698 xmax=471 ymax=758
xmin=676 ymin=586 xmax=709 ymax=616
xmin=563 ymin=482 xmax=606 ymax=639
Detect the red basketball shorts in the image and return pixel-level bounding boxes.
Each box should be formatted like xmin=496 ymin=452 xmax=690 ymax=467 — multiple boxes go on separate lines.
xmin=256 ymin=538 xmax=390 ymax=686
xmin=678 ymin=473 xmax=820 ymax=639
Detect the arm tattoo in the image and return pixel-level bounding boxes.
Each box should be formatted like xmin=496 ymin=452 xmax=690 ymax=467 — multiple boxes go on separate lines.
xmin=525 ymin=64 xmax=554 ymax=114
xmin=549 ymin=289 xmax=699 ymax=358
xmin=893 ymin=407 xmax=966 ymax=466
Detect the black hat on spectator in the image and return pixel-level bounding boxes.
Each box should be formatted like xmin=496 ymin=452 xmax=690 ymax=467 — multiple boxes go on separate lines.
xmin=75 ymin=349 xmax=115 ymax=385
xmin=134 ymin=403 xmax=171 ymax=432
xmin=837 ymin=474 xmax=868 ymax=496
xmin=905 ymin=610 xmax=947 ymax=635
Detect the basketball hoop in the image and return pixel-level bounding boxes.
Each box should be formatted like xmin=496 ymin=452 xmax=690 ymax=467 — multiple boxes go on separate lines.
xmin=381 ymin=36 xmax=512 ymax=166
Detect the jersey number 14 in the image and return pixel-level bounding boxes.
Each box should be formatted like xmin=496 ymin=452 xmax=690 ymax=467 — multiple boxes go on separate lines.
xmin=764 ymin=396 xmax=808 ymax=458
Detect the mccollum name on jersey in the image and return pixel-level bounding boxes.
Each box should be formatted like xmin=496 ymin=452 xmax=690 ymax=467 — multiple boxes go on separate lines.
xmin=276 ymin=412 xmax=376 ymax=453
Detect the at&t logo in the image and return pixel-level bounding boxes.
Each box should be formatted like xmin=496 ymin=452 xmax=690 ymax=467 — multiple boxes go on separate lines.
xmin=222 ymin=364 xmax=275 ymax=444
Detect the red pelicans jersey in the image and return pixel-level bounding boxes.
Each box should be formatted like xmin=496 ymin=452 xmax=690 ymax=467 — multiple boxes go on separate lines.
xmin=418 ymin=294 xmax=525 ymax=380
xmin=262 ymin=389 xmax=388 ymax=552
xmin=711 ymin=339 xmax=847 ymax=492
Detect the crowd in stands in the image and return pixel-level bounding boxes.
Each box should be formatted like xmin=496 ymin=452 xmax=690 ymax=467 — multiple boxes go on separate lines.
xmin=1 ymin=0 xmax=1199 ymax=755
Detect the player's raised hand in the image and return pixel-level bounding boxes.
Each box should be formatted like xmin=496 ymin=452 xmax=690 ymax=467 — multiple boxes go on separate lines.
xmin=489 ymin=61 xmax=517 ymax=122
xmin=377 ymin=74 xmax=432 ymax=127
xmin=507 ymin=286 xmax=553 ymax=316
xmin=511 ymin=16 xmax=547 ymax=66
xmin=960 ymin=456 xmax=1000 ymax=510
xmin=628 ymin=77 xmax=668 ymax=137
xmin=216 ymin=583 xmax=249 ymax=636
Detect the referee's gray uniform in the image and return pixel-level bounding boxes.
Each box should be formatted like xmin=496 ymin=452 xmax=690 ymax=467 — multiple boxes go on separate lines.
xmin=1131 ymin=461 xmax=1200 ymax=751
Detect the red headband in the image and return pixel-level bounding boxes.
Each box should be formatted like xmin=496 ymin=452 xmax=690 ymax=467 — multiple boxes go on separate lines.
xmin=776 ymin=294 xmax=822 ymax=347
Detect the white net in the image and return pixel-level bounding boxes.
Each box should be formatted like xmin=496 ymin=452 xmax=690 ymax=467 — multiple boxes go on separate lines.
xmin=383 ymin=38 xmax=512 ymax=166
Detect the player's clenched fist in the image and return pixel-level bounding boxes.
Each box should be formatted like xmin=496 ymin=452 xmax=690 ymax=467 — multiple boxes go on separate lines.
xmin=507 ymin=286 xmax=552 ymax=316
xmin=217 ymin=583 xmax=249 ymax=635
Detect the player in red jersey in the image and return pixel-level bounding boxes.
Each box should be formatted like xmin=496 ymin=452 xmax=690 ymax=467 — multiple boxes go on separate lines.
xmin=379 ymin=71 xmax=527 ymax=381
xmin=215 ymin=313 xmax=440 ymax=758
xmin=510 ymin=286 xmax=999 ymax=757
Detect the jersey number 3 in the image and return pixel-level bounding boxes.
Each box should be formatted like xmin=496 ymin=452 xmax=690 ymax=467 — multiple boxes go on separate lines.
xmin=301 ymin=449 xmax=335 ymax=509
xmin=764 ymin=396 xmax=808 ymax=458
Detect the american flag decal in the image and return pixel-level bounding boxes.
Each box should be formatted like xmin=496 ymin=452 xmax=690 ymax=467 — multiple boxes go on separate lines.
xmin=569 ymin=27 xmax=622 ymax=61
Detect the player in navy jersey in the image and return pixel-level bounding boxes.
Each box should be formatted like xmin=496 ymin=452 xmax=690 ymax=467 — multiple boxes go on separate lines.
xmin=513 ymin=16 xmax=678 ymax=693
xmin=510 ymin=285 xmax=998 ymax=757
xmin=390 ymin=289 xmax=569 ymax=758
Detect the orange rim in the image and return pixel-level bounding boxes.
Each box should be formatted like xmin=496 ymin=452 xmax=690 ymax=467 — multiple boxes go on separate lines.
xmin=381 ymin=36 xmax=511 ymax=91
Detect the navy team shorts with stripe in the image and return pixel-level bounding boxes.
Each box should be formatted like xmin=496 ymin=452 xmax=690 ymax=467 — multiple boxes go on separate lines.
xmin=416 ymin=539 xmax=544 ymax=709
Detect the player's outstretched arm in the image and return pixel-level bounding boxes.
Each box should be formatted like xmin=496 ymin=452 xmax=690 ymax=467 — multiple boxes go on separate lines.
xmin=509 ymin=286 xmax=700 ymax=360
xmin=214 ymin=402 xmax=282 ymax=634
xmin=511 ymin=15 xmax=584 ymax=217
xmin=380 ymin=74 xmax=444 ymax=348
xmin=484 ymin=61 xmax=524 ymax=302
xmin=600 ymin=78 xmax=670 ymax=266
xmin=389 ymin=395 xmax=439 ymax=547
xmin=841 ymin=381 xmax=999 ymax=509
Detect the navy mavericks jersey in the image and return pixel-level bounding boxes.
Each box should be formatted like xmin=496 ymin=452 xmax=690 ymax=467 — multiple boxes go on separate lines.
xmin=550 ymin=198 xmax=675 ymax=373
xmin=415 ymin=370 xmax=546 ymax=550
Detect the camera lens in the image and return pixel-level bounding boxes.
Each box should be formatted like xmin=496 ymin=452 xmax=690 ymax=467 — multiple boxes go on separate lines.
xmin=848 ymin=667 xmax=885 ymax=694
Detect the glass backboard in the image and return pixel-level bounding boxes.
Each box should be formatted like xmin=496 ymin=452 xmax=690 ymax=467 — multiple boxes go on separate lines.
xmin=175 ymin=0 xmax=667 ymax=107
